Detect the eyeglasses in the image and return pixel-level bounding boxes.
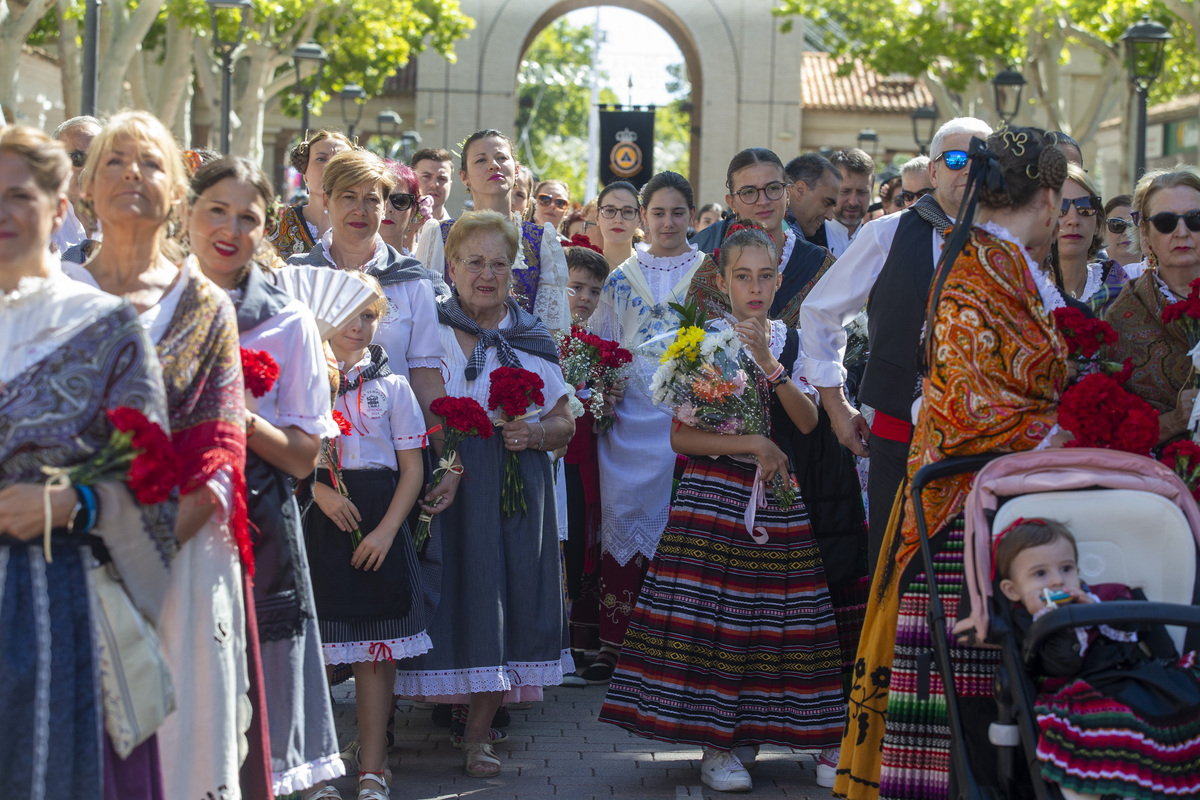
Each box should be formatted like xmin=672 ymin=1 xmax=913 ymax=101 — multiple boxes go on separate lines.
xmin=387 ymin=193 xmax=416 ymax=212
xmin=599 ymin=205 xmax=638 ymax=220
xmin=1060 ymin=195 xmax=1102 ymax=217
xmin=68 ymin=150 xmax=88 ymax=168
xmin=1132 ymin=209 xmax=1200 ymax=234
xmin=456 ymin=257 xmax=511 ymax=275
xmin=933 ymin=150 xmax=969 ymax=170
xmin=537 ymin=194 xmax=569 ymax=210
xmin=895 ymin=187 xmax=933 ymax=207
xmin=1106 ymin=217 xmax=1133 ymax=235
xmin=732 ymin=181 xmax=788 ymax=205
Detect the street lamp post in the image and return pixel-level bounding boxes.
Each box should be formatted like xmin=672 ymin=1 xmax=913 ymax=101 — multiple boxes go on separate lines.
xmin=207 ymin=0 xmax=252 ymax=154
xmin=339 ymin=84 xmax=368 ymax=139
xmin=292 ymin=40 xmax=327 ymax=139
xmin=1120 ymin=15 xmax=1172 ymax=180
xmin=81 ymin=0 xmax=102 ymax=116
xmin=856 ymin=128 xmax=879 ymax=159
xmin=398 ymin=130 xmax=422 ymax=163
xmin=376 ymin=109 xmax=401 ymax=154
xmin=911 ymin=106 xmax=938 ymax=155
xmin=991 ymin=69 xmax=1027 ymax=125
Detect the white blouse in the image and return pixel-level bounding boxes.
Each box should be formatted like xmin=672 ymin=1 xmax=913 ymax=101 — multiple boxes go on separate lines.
xmin=437 ymin=312 xmax=570 ymax=421
xmin=235 ymin=294 xmax=338 ymax=439
xmin=332 ymin=348 xmax=426 ymax=471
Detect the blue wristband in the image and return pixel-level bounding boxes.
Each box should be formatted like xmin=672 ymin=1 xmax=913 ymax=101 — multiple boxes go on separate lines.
xmin=77 ymin=485 xmax=98 ymax=533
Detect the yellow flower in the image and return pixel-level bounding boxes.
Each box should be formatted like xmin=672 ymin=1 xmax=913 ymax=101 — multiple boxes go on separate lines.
xmin=661 ymin=326 xmax=706 ymax=364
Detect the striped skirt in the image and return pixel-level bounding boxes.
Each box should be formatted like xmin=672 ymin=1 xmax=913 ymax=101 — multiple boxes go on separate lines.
xmin=878 ymin=520 xmax=1001 ymax=800
xmin=1035 ymin=650 xmax=1200 ymax=800
xmin=599 ymin=456 xmax=845 ymax=751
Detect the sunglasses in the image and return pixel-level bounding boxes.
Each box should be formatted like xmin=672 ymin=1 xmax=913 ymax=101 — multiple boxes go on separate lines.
xmin=1131 ymin=209 xmax=1200 ymax=234
xmin=1106 ymin=217 xmax=1133 ymax=235
xmin=934 ymin=150 xmax=969 ymax=170
xmin=1060 ymin=195 xmax=1102 ymax=217
xmin=895 ymin=187 xmax=933 ymax=207
xmin=537 ymin=194 xmax=569 ymax=210
xmin=69 ymin=150 xmax=88 ymax=168
xmin=387 ymin=192 xmax=416 ymax=212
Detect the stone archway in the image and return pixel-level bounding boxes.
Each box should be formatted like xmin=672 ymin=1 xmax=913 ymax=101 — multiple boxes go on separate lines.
xmin=412 ymin=0 xmax=804 ymax=210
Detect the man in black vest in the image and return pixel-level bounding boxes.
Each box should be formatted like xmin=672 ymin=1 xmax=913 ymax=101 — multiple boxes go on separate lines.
xmin=798 ymin=117 xmax=993 ymax=571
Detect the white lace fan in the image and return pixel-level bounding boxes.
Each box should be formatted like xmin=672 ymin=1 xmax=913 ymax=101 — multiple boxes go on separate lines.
xmin=273 ymin=266 xmax=378 ymax=340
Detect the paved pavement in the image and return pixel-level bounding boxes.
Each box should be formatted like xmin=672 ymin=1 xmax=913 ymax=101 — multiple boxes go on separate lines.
xmin=326 ymin=680 xmax=841 ymax=800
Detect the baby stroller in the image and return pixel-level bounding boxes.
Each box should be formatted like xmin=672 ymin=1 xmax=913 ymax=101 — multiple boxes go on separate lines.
xmin=910 ymin=448 xmax=1200 ymax=800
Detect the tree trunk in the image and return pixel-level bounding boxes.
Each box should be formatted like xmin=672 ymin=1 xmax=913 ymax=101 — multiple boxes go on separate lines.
xmin=95 ymin=0 xmax=166 ymax=113
xmin=231 ymin=42 xmax=284 ymax=163
xmin=0 ymin=0 xmax=59 ymax=120
xmin=56 ymin=0 xmax=81 ymax=118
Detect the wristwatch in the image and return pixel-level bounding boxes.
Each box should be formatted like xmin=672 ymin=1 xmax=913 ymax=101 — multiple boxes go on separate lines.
xmin=67 ymin=489 xmax=86 ymax=535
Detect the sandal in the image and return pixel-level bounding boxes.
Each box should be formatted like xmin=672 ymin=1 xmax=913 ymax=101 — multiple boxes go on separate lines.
xmin=357 ymin=770 xmax=389 ymax=800
xmin=462 ymin=741 xmax=501 ymax=778
xmin=450 ymin=725 xmax=508 ymax=748
xmin=302 ymin=787 xmax=342 ymax=800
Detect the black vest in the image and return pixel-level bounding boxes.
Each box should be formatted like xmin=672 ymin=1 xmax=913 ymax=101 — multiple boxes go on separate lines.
xmin=857 ymin=209 xmax=938 ymax=420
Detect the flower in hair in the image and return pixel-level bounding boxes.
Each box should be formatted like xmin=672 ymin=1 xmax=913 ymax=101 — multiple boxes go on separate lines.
xmin=567 ymin=233 xmax=603 ymax=255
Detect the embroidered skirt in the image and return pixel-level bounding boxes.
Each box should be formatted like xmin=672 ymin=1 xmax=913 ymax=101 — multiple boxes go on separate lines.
xmin=599 ymin=455 xmax=845 ymax=751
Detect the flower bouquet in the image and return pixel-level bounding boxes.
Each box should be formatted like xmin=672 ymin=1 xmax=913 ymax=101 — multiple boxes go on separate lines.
xmin=488 ymin=366 xmax=544 ymax=517
xmin=321 ymin=410 xmax=363 ymax=547
xmin=412 ymin=396 xmax=493 ymax=552
xmin=41 ymin=407 xmax=180 ymax=561
xmin=1160 ymin=439 xmax=1200 ymax=503
xmin=241 ymin=348 xmax=280 ymax=398
xmin=555 ymin=325 xmax=633 ymax=432
xmin=647 ymin=300 xmax=797 ymax=511
xmin=1161 ymin=278 xmax=1200 ymax=437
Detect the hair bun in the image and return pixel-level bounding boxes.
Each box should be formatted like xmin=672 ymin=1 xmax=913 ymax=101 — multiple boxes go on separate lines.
xmin=1037 ymin=144 xmax=1068 ymax=190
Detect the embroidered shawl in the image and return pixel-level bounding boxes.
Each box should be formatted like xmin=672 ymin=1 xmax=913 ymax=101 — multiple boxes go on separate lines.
xmin=1103 ymin=268 xmax=1192 ymax=413
xmin=268 ymin=206 xmax=318 ymax=258
xmin=157 ymin=271 xmax=252 ymax=572
xmin=835 ymin=227 xmax=1067 ymax=800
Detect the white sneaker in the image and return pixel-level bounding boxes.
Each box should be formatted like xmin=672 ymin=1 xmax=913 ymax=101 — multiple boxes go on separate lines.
xmin=700 ymin=747 xmax=753 ymax=792
xmin=816 ymin=746 xmax=839 ymax=788
xmin=732 ymin=745 xmax=758 ymax=770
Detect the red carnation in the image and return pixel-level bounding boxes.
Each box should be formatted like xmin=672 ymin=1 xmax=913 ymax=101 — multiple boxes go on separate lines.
xmin=1058 ymin=372 xmax=1159 ymax=455
xmin=241 ymin=348 xmax=280 ymax=398
xmin=1053 ymin=307 xmax=1117 ymax=360
xmin=413 ymin=395 xmax=496 ymax=550
xmin=567 ymin=234 xmax=603 ymax=255
xmin=332 ymin=410 xmax=353 ymax=436
xmin=488 ymin=366 xmax=545 ymax=420
xmin=1162 ymin=439 xmax=1200 ymax=501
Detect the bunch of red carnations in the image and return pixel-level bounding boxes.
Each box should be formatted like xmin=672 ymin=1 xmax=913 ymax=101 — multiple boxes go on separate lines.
xmin=488 ymin=367 xmax=545 ymax=517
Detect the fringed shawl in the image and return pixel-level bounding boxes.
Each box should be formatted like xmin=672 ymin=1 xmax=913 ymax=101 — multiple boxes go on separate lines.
xmin=156 ymin=271 xmax=252 ymax=573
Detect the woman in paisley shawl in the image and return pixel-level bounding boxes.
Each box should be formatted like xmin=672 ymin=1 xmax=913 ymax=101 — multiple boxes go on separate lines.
xmin=1103 ymin=167 xmax=1200 ymax=444
xmin=189 ymin=156 xmax=347 ymax=797
xmin=835 ymin=128 xmax=1070 ymax=800
xmin=269 ymin=129 xmax=352 ymax=257
xmin=68 ymin=111 xmax=264 ymax=800
xmin=1053 ymin=164 xmax=1128 ymax=314
xmin=0 ymin=125 xmax=174 ymax=800
xmin=411 ymin=129 xmax=571 ymax=331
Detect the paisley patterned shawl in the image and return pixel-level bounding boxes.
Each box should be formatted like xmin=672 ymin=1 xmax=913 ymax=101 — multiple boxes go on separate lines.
xmin=1103 ymin=268 xmax=1192 ymax=413
xmin=0 ymin=304 xmax=177 ymax=616
xmin=157 ymin=271 xmax=252 ymax=573
xmin=268 ymin=206 xmax=318 ymax=257
xmin=437 ymin=217 xmax=545 ymax=315
xmin=834 ymin=227 xmax=1067 ymax=800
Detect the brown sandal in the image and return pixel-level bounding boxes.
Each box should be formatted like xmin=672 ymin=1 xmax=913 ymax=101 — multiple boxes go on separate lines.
xmin=462 ymin=741 xmax=501 ymax=778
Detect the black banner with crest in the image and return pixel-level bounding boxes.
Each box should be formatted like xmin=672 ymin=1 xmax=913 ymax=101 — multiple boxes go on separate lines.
xmin=599 ymin=107 xmax=655 ymax=188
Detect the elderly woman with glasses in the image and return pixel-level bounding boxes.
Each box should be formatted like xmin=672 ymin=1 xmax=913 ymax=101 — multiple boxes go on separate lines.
xmin=394 ymin=210 xmax=575 ymax=780
xmin=1052 ymin=164 xmax=1128 ymax=313
xmin=1103 ymin=166 xmax=1200 ymax=444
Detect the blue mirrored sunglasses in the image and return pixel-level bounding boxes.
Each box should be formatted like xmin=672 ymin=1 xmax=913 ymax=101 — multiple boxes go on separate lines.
xmin=935 ymin=150 xmax=969 ymax=170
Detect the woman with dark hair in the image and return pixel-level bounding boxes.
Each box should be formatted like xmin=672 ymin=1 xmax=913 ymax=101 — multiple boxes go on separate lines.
xmin=596 ymin=180 xmax=639 ymax=271
xmin=73 ymin=110 xmax=257 ymax=800
xmin=381 ymin=159 xmax=421 ymax=256
xmin=689 ymin=147 xmax=834 ymax=325
xmin=836 ymin=128 xmax=1070 ymax=800
xmin=1103 ymin=193 xmax=1142 ymax=271
xmin=188 ymin=156 xmax=345 ymax=797
xmin=1054 ymin=163 xmax=1127 ymax=313
xmin=532 ymin=179 xmax=571 ymax=230
xmin=588 ymin=171 xmax=715 ymax=683
xmin=413 ymin=129 xmax=570 ymax=330
xmin=694 ymin=202 xmax=723 ymax=232
xmin=0 ymin=124 xmax=174 ymax=800
xmin=270 ymin=129 xmax=352 ymax=256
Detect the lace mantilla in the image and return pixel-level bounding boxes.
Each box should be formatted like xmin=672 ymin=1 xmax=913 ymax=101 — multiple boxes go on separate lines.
xmin=1076 ymin=261 xmax=1104 ymax=303
xmin=978 ymin=221 xmax=1063 ymax=314
xmin=272 ymin=753 xmax=346 ymax=796
xmin=393 ymin=650 xmax=575 ymax=696
xmin=320 ymin=632 xmax=432 ymax=666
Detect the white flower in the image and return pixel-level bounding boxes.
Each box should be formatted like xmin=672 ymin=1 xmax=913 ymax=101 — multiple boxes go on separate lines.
xmin=567 ymin=394 xmax=586 ymax=419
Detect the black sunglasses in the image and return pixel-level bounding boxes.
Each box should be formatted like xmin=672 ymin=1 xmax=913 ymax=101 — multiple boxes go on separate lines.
xmin=387 ymin=192 xmax=416 ymax=212
xmin=537 ymin=194 xmax=569 ymax=210
xmin=1106 ymin=217 xmax=1133 ymax=235
xmin=1060 ymin=195 xmax=1102 ymax=217
xmin=68 ymin=150 xmax=88 ymax=168
xmin=1132 ymin=209 xmax=1200 ymax=234
xmin=895 ymin=187 xmax=933 ymax=207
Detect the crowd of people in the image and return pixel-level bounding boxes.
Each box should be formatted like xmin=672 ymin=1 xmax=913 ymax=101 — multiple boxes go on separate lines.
xmin=2 ymin=105 xmax=1200 ymax=800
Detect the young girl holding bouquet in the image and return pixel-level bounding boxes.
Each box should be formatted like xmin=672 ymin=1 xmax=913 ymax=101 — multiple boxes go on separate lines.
xmin=304 ymin=274 xmax=429 ymax=800
xmin=599 ymin=225 xmax=845 ymax=793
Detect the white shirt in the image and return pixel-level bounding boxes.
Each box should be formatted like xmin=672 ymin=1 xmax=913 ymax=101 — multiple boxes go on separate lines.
xmin=332 ymin=348 xmax=426 ymax=471
xmin=50 ymin=203 xmax=88 ymax=255
xmin=800 ymin=212 xmax=946 ymax=388
xmin=823 ymin=218 xmax=860 ymax=258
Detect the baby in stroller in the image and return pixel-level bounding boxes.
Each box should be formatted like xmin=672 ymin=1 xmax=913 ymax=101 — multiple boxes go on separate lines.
xmin=993 ymin=517 xmax=1200 ymax=800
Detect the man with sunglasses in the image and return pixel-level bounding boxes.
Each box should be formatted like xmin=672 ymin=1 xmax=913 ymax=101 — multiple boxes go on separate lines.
xmin=50 ymin=115 xmax=103 ymax=253
xmin=800 ymin=117 xmax=993 ymax=572
xmin=892 ymin=156 xmax=934 ymax=212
